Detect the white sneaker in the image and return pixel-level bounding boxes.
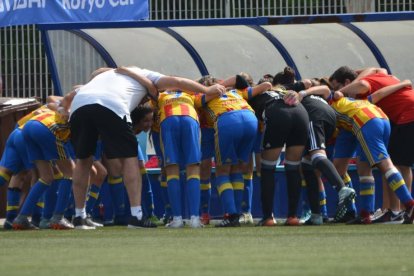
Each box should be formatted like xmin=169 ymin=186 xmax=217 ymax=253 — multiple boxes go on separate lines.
xmin=239 ymin=213 xmax=254 ymax=224
xmin=165 ymin=217 xmax=184 ymax=228
xmin=189 ymin=216 xmax=204 ymax=228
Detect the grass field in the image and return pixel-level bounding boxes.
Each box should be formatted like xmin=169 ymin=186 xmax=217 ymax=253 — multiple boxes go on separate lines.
xmin=1 ymin=224 xmax=414 ymax=276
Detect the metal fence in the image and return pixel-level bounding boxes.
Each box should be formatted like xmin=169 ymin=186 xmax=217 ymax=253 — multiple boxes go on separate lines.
xmin=1 ymin=0 xmax=413 ymax=100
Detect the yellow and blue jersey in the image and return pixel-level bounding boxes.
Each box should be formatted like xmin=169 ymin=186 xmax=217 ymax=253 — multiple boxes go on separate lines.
xmin=203 ymin=88 xmax=254 ymax=122
xmin=27 ymin=109 xmax=71 ymax=142
xmin=157 ymin=91 xmax=201 ymax=123
xmin=331 ymin=97 xmax=388 ymax=135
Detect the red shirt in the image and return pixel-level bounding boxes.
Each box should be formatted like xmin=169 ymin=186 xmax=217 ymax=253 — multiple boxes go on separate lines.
xmin=359 ymin=73 xmax=414 ymax=124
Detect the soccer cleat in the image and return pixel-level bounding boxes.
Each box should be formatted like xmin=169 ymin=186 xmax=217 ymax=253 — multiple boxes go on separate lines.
xmin=147 ymin=215 xmax=162 ymax=226
xmin=403 ymin=205 xmax=414 ymax=224
xmin=372 ymin=209 xmax=404 ymax=224
xmin=127 ymin=216 xmax=157 ymax=229
xmin=113 ymin=216 xmax=129 ymax=226
xmin=239 ymin=212 xmax=254 ymax=225
xmin=39 ymin=218 xmax=51 ymax=229
xmin=304 ymin=214 xmax=323 ymax=225
xmin=200 ymin=213 xmax=211 ymax=225
xmin=334 ymin=186 xmax=356 ymax=222
xmin=346 ymin=211 xmax=372 ymax=225
xmin=3 ymin=220 xmax=13 ymax=230
xmin=215 ymin=214 xmax=240 ymax=227
xmin=50 ymin=215 xmax=75 ymax=230
xmin=86 ymin=215 xmax=104 ymax=227
xmin=256 ymin=216 xmax=277 ymax=227
xmin=165 ymin=217 xmax=184 ymax=228
xmin=161 ymin=214 xmax=173 ymax=225
xmin=73 ymin=216 xmax=96 ymax=230
xmin=12 ymin=216 xmax=39 ymax=230
xmin=299 ymin=208 xmax=312 ymax=224
xmin=333 ymin=210 xmax=356 ymax=223
xmin=189 ymin=216 xmax=204 ymax=228
xmin=31 ymin=216 xmax=41 ymax=228
xmin=285 ymin=216 xmax=300 ymax=226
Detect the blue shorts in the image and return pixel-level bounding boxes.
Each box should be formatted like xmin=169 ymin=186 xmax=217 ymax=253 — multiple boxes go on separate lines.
xmin=160 ymin=116 xmax=201 ymax=166
xmin=22 ymin=120 xmax=74 ymax=162
xmin=201 ymin=127 xmax=215 ymax=160
xmin=253 ymin=130 xmax=263 ymax=154
xmin=357 ymin=118 xmax=390 ymax=166
xmin=0 ymin=128 xmax=33 ymax=173
xmin=215 ymin=110 xmax=257 ymax=166
xmin=333 ymin=129 xmax=358 ymax=159
xmin=137 ymin=143 xmax=145 ymax=161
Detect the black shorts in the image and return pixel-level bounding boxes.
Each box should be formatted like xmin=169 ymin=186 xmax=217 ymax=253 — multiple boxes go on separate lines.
xmin=70 ymin=104 xmax=138 ymax=159
xmin=262 ymin=101 xmax=309 ymax=150
xmin=305 ymin=120 xmax=336 ymax=154
xmin=388 ymin=121 xmax=414 ymax=166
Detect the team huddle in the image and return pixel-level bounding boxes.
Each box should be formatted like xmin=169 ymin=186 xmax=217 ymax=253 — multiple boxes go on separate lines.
xmin=1 ymin=65 xmax=414 ymax=230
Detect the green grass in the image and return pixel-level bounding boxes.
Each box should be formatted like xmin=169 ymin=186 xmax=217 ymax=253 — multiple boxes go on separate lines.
xmin=1 ymin=224 xmax=414 ymax=276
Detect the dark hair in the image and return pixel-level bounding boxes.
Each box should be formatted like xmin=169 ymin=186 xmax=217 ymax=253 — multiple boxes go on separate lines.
xmin=329 ymin=66 xmax=357 ymax=85
xmin=272 ymin=66 xmax=295 ymax=86
xmin=197 ymin=75 xmax=217 ymax=87
xmin=131 ymin=103 xmax=154 ymax=126
xmin=258 ymin=74 xmax=274 ymax=85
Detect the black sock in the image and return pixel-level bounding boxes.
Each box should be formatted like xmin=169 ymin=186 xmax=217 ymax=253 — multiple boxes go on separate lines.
xmin=260 ymin=163 xmax=276 ymax=218
xmin=285 ymin=162 xmax=302 ymax=217
xmin=312 ymin=155 xmax=344 ymax=192
xmin=301 ymin=161 xmax=320 ymax=214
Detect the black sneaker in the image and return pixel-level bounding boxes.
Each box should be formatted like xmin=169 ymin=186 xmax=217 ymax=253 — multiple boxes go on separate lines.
xmin=215 ymin=214 xmax=241 ymax=227
xmin=333 ymin=210 xmax=356 ymax=223
xmin=72 ymin=216 xmax=96 ymax=230
xmin=372 ymin=209 xmax=404 ymax=224
xmin=403 ymin=205 xmax=414 ymax=224
xmin=127 ymin=216 xmax=157 ymax=228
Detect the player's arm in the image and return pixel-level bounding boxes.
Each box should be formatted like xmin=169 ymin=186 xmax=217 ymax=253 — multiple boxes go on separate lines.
xmin=338 ymin=79 xmax=370 ymax=98
xmin=368 ymin=79 xmax=412 ymax=104
xmin=156 ymin=76 xmax=225 ymax=97
xmin=354 ymin=67 xmax=388 ymax=80
xmin=298 ymin=85 xmax=331 ymax=100
xmin=115 ymin=66 xmax=159 ymax=100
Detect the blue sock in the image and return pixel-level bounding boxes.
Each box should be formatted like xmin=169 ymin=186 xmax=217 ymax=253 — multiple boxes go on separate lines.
xmin=108 ymin=176 xmax=126 ymax=218
xmin=160 ymin=176 xmax=172 ymax=217
xmin=343 ymin=173 xmax=357 ymax=212
xmin=300 ymin=180 xmax=311 ymax=212
xmin=359 ymin=177 xmax=375 ymax=213
xmin=32 ymin=197 xmax=43 ymax=223
xmin=386 ymin=168 xmax=414 ymax=206
xmin=231 ymin=173 xmax=244 ymax=214
xmin=64 ymin=192 xmax=75 ymax=220
xmin=186 ymin=175 xmax=200 ymax=217
xmin=86 ymin=184 xmax=101 ymax=214
xmin=20 ymin=179 xmax=50 ymax=216
xmin=319 ymin=191 xmax=328 ymax=217
xmin=242 ymin=173 xmax=253 ymax=213
xmin=200 ymin=179 xmax=211 ymax=214
xmin=42 ymin=180 xmax=58 ymax=219
xmin=0 ymin=171 xmax=11 ymax=186
xmin=54 ymin=178 xmax=72 ymax=215
xmin=6 ymin=188 xmax=21 ymax=221
xmin=141 ymin=168 xmax=155 ymax=217
xmin=216 ymin=175 xmax=236 ymax=215
xmin=167 ymin=175 xmax=181 ymax=217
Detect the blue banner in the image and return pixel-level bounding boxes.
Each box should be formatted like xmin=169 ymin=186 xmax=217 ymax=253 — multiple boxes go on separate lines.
xmin=0 ymin=0 xmax=149 ymax=27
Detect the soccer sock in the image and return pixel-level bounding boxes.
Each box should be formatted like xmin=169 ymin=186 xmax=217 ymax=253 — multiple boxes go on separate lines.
xmin=300 ymin=179 xmax=310 ymax=212
xmin=312 ymin=153 xmax=344 ymax=191
xmin=86 ymin=184 xmax=101 ymax=214
xmin=216 ymin=175 xmax=236 ymax=215
xmin=6 ymin=188 xmax=21 ymax=221
xmin=320 ymin=190 xmax=328 ymax=217
xmin=186 ymin=175 xmax=200 ymax=217
xmin=108 ymin=176 xmax=126 ymax=218
xmin=230 ymin=173 xmax=244 ymax=214
xmin=260 ymin=160 xmax=277 ymax=218
xmin=359 ymin=176 xmax=375 ymax=213
xmin=242 ymin=172 xmax=253 ymax=213
xmin=342 ymin=173 xmax=357 ymax=212
xmin=160 ymin=175 xmax=172 ymax=217
xmin=385 ymin=168 xmax=414 ymax=207
xmin=200 ymin=179 xmax=211 ymax=214
xmin=301 ymin=161 xmax=320 ymax=214
xmin=285 ymin=161 xmax=302 ymax=218
xmin=19 ymin=179 xmax=50 ymax=216
xmin=32 ymin=197 xmax=44 ymax=222
xmin=130 ymin=206 xmax=143 ymax=220
xmin=0 ymin=171 xmax=11 ymax=186
xmin=167 ymin=175 xmax=182 ymax=217
xmin=141 ymin=168 xmax=155 ymax=217
xmin=75 ymin=208 xmax=87 ymax=219
xmin=43 ymin=179 xmax=59 ymax=220
xmin=53 ymin=178 xmax=72 ymax=215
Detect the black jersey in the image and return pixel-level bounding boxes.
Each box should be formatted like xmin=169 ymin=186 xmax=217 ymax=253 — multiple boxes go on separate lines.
xmin=248 ymin=89 xmax=286 ymax=122
xmin=301 ymin=95 xmax=336 ymax=124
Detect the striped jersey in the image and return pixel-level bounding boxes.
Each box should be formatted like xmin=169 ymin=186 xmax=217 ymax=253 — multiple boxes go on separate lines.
xmin=331 ymin=97 xmax=388 ymax=134
xmin=157 ymin=91 xmax=201 ymax=123
xmin=26 ymin=108 xmax=71 ymax=142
